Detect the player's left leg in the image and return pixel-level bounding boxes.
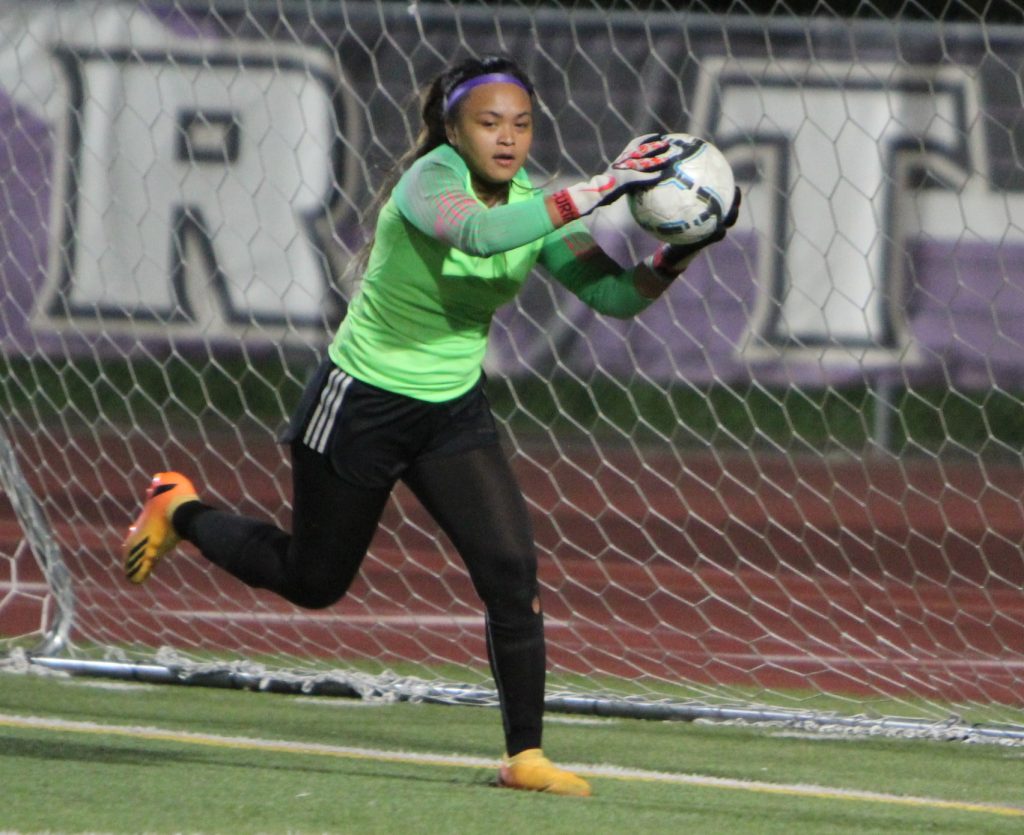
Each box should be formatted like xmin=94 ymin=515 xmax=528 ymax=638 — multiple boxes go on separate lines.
xmin=403 ymin=444 xmax=590 ymax=797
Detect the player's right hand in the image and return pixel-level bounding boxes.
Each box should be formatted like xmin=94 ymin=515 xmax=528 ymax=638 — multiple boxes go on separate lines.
xmin=550 ymin=134 xmax=681 ymax=222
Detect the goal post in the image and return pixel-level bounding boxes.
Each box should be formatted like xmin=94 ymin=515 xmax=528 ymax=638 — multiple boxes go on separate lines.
xmin=4 ymin=0 xmax=1024 ymax=742
xmin=0 ymin=420 xmax=73 ymax=657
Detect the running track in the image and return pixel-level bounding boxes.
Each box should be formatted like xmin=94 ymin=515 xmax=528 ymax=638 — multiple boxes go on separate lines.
xmin=3 ymin=427 xmax=1024 ymax=708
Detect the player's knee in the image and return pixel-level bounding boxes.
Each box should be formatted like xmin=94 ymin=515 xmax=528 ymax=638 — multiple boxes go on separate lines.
xmin=476 ymin=562 xmax=541 ymax=620
xmin=284 ymin=578 xmax=345 ymax=610
xmin=296 ymin=590 xmax=342 ymax=610
xmin=486 ymin=588 xmax=544 ymax=641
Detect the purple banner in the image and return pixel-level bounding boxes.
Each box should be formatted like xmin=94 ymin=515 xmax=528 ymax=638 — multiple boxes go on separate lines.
xmin=3 ymin=2 xmax=1024 ymax=388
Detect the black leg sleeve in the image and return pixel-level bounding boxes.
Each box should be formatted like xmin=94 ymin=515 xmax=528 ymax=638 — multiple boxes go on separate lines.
xmin=172 ymin=442 xmax=391 ymax=610
xmin=403 ymin=445 xmax=545 ymax=756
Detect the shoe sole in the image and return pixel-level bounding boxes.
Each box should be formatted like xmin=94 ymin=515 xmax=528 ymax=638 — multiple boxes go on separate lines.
xmin=123 ymin=477 xmax=194 ymax=584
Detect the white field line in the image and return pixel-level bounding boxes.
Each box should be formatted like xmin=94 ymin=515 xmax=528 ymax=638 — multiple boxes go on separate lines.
xmin=0 ymin=713 xmax=1021 ymax=818
xmin=8 ymin=580 xmax=1023 ymax=672
xmin=0 ymin=581 xmax=51 ymax=593
xmin=156 ymin=613 xmax=1024 ymax=673
xmin=113 ymin=609 xmax=1024 ymax=671
xmin=149 ymin=610 xmax=572 ymax=628
xmin=163 ymin=611 xmax=490 ymax=627
xmin=9 ymin=583 xmax=1024 ymax=672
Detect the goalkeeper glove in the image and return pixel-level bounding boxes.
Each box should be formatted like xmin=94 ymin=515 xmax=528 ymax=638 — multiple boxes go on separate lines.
xmin=551 ymin=134 xmax=682 ymax=223
xmin=645 ymin=187 xmax=742 ymax=281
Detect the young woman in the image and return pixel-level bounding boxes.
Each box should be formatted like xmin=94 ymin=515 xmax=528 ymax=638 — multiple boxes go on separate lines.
xmin=123 ymin=55 xmax=738 ymax=797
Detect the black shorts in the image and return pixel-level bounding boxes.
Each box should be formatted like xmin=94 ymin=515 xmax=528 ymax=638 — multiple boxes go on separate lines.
xmin=279 ymin=359 xmax=500 ymax=488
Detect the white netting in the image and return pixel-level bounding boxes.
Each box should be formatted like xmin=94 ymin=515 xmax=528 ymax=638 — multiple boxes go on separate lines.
xmin=3 ymin=0 xmax=1024 ymax=734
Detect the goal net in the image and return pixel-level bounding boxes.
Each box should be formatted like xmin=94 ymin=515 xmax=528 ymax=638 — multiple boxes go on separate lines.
xmin=4 ymin=0 xmax=1024 ymax=740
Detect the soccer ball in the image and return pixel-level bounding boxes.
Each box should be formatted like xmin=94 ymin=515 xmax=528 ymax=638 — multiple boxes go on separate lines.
xmin=628 ymin=133 xmax=735 ymax=245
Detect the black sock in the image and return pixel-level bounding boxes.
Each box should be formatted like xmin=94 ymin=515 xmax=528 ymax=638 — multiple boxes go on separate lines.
xmin=170 ymin=500 xmax=216 ymax=540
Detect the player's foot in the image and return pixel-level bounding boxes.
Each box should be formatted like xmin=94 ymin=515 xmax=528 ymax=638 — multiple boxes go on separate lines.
xmin=123 ymin=471 xmax=198 ymax=584
xmin=498 ymin=748 xmax=591 ymax=797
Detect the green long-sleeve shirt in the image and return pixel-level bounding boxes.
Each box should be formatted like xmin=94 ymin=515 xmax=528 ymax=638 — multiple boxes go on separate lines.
xmin=330 ymin=143 xmax=652 ymax=401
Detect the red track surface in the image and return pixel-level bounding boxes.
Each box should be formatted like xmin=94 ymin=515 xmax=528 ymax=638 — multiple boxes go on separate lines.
xmin=3 ymin=427 xmax=1024 ymax=707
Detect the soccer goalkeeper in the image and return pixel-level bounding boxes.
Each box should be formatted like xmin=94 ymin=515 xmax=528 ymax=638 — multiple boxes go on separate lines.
xmin=123 ymin=54 xmax=738 ymax=797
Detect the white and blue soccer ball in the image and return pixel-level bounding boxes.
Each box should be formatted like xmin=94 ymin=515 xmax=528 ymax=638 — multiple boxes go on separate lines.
xmin=628 ymin=133 xmax=735 ymax=245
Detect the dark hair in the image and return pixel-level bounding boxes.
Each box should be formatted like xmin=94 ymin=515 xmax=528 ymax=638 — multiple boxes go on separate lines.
xmin=347 ymin=55 xmax=535 ymax=283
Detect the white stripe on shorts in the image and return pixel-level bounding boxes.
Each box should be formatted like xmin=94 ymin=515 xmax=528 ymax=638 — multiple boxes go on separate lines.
xmin=303 ymin=367 xmax=352 ymax=453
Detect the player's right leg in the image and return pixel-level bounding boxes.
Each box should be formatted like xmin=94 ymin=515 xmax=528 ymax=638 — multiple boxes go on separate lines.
xmin=123 ymin=472 xmax=198 ymax=583
xmin=122 ymin=446 xmax=389 ymax=607
xmin=122 ymin=361 xmax=401 ymax=600
xmin=177 ymin=443 xmax=389 ymax=606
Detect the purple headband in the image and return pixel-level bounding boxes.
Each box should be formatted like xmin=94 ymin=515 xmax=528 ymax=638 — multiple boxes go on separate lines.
xmin=442 ymin=72 xmax=530 ymax=115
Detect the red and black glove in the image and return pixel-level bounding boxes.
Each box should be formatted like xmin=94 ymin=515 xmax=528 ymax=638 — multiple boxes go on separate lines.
xmin=551 ymin=134 xmax=682 ymax=222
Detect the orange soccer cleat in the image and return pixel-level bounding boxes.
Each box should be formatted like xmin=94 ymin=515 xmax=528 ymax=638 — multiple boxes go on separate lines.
xmin=498 ymin=748 xmax=591 ymax=797
xmin=123 ymin=471 xmax=198 ymax=584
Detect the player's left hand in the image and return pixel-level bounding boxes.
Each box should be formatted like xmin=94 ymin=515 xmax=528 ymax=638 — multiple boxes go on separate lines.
xmin=647 ymin=187 xmax=741 ymax=280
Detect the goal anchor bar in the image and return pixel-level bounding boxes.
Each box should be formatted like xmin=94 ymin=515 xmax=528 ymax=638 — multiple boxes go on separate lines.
xmin=22 ymin=655 xmax=1024 ymax=744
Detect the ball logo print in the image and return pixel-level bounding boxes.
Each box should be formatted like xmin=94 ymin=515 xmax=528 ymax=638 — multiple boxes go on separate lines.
xmin=628 ymin=133 xmax=735 ymax=245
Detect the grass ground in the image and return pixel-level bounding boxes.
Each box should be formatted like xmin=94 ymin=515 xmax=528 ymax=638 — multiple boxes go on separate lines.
xmin=1 ymin=670 xmax=1021 ymax=833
